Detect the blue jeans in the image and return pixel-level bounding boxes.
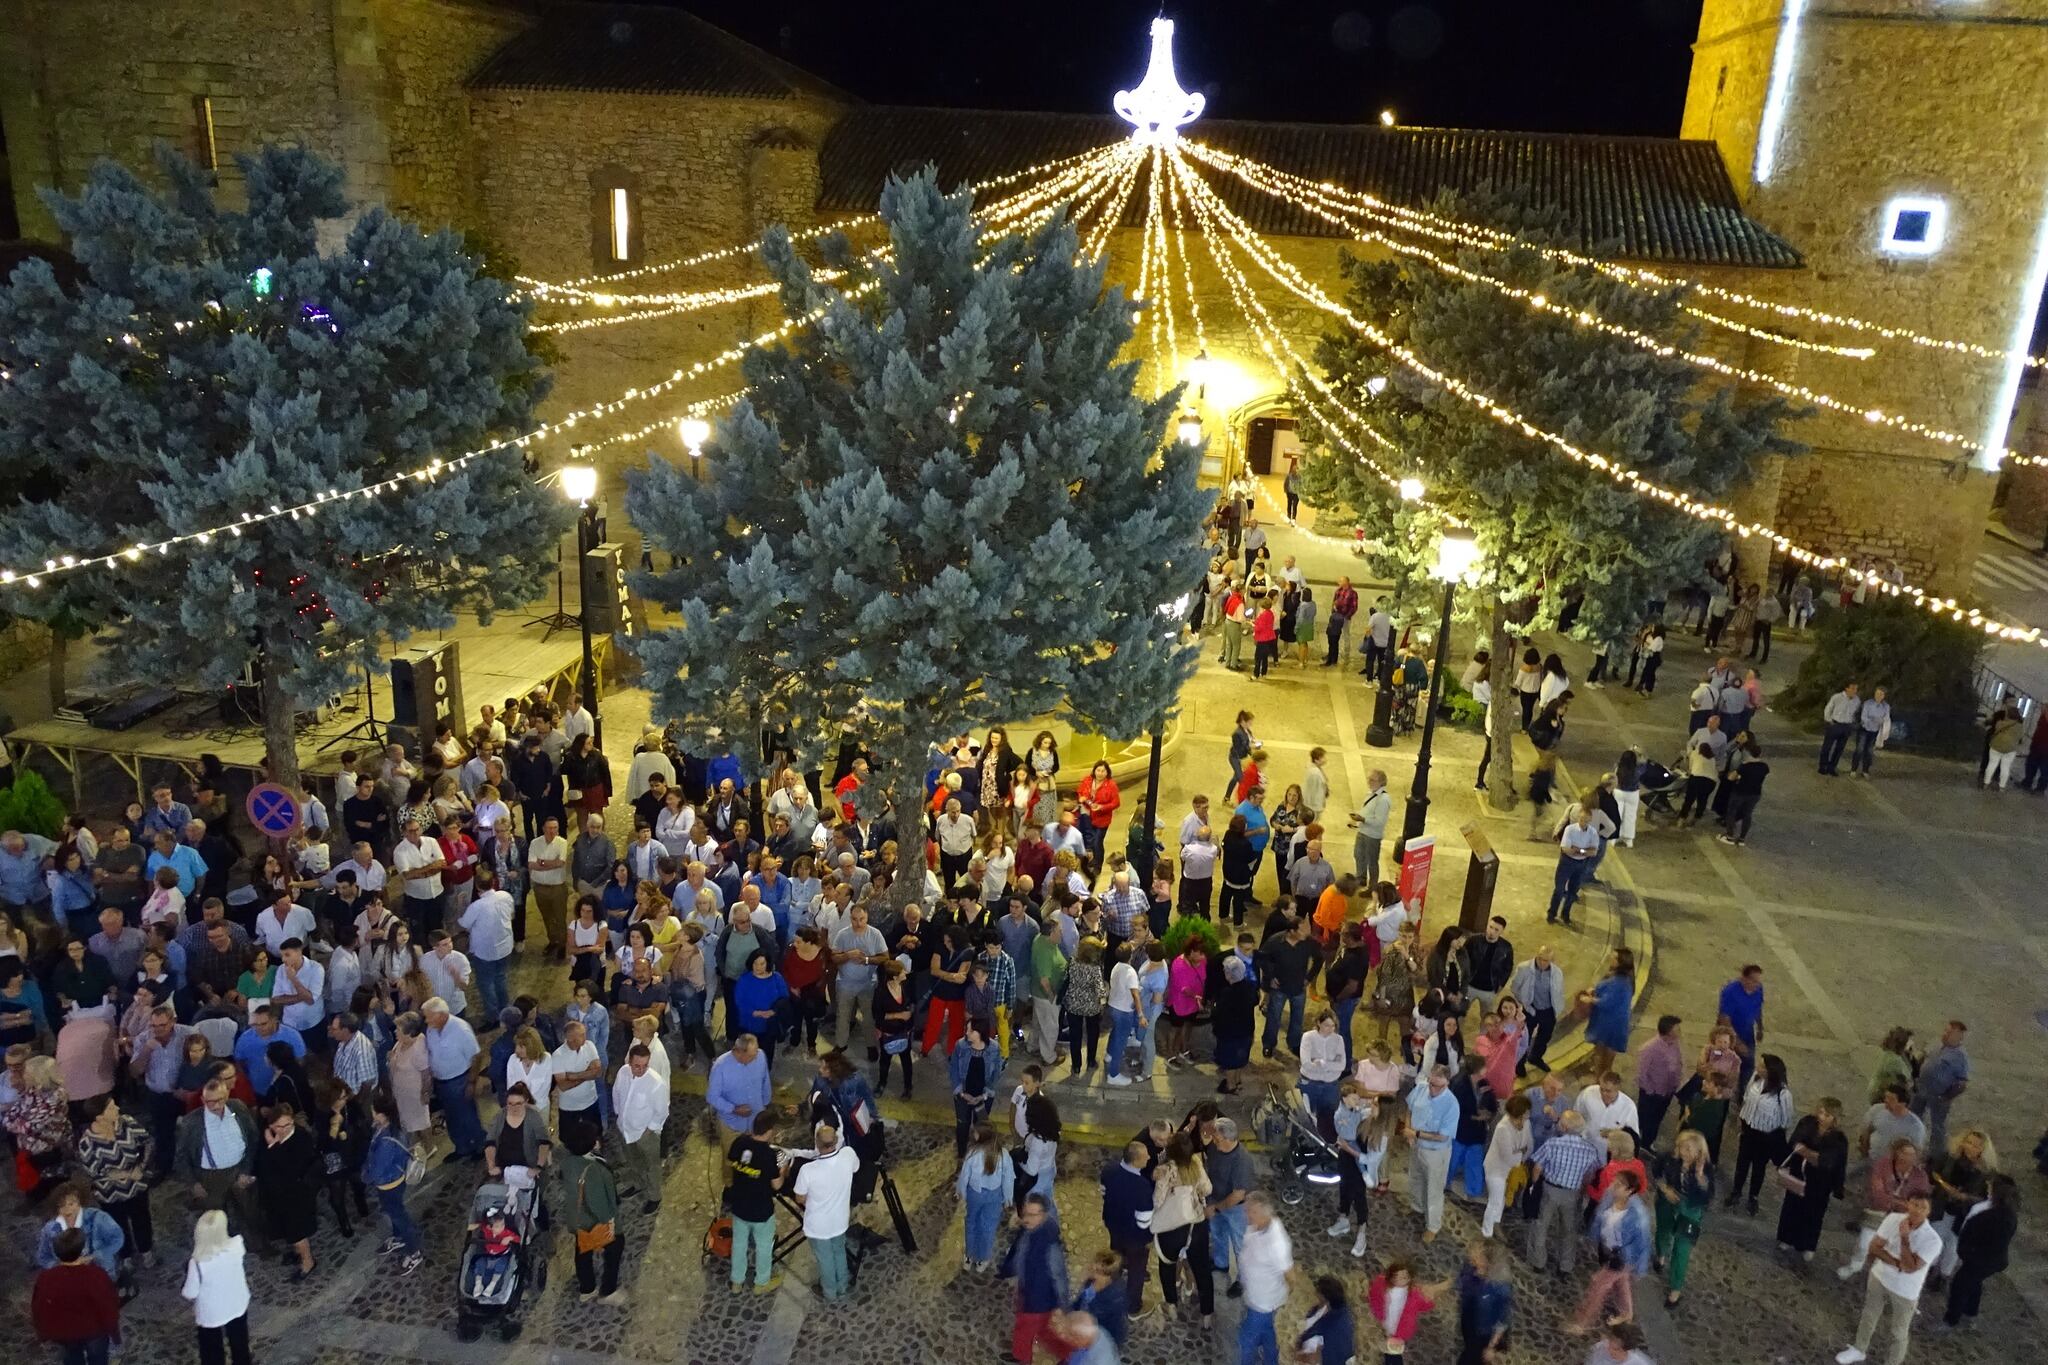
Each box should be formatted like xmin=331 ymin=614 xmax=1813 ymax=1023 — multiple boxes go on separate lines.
xmin=1547 ymin=857 xmax=1590 ymax=923
xmin=810 ymin=1233 xmax=850 ymax=1300
xmin=474 ymin=954 xmax=511 ymax=1023
xmin=1237 ymin=1306 xmax=1280 ymax=1365
xmin=1260 ymin=989 xmax=1305 ymax=1056
xmin=1210 ymin=1202 xmax=1247 ymax=1273
xmin=964 ymin=1184 xmax=1005 ymax=1264
xmin=1333 ymin=997 xmax=1359 ymax=1069
xmin=1138 ymin=1006 xmax=1164 ymax=1077
xmin=1106 ymin=1008 xmax=1138 ymax=1079
xmin=1851 ymin=728 xmax=1879 ymax=774
xmin=435 ymin=1075 xmax=486 ymax=1157
xmin=732 ymin=1215 xmax=776 ymax=1286
xmin=1448 ymin=1140 xmax=1486 ymax=1197
xmin=1300 ymin=1079 xmax=1340 ymax=1131
xmin=376 ymin=1182 xmax=419 ymax=1252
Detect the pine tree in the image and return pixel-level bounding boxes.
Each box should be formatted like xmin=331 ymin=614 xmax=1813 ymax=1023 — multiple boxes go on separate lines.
xmin=628 ymin=169 xmax=1211 ymax=900
xmin=0 ymin=146 xmax=566 ymax=792
xmin=1296 ymin=191 xmax=1802 ymax=806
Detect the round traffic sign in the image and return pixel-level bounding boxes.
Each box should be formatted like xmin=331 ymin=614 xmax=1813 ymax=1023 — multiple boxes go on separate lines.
xmin=246 ymin=783 xmax=303 ymax=837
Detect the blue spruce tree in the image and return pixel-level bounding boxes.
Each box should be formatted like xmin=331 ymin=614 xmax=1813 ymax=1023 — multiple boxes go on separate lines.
xmin=0 ymin=147 xmax=566 ymax=791
xmin=628 ymin=169 xmax=1211 ymax=897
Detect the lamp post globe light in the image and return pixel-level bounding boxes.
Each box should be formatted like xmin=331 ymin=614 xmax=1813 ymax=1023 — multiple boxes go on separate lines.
xmin=679 ymin=417 xmax=711 ymax=481
xmin=560 ymin=461 xmax=603 ymax=746
xmin=1398 ymin=526 xmax=1483 ymax=858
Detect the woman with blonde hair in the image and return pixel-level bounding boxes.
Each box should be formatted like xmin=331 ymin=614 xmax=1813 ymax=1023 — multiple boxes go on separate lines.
xmin=388 ymin=1012 xmax=432 ymax=1139
xmin=1653 ymin=1128 xmax=1717 ymax=1307
xmin=4 ymin=1054 xmax=69 ymax=1199
xmin=181 ymin=1208 xmax=252 ymax=1365
xmin=1928 ymin=1128 xmax=1997 ymax=1279
xmin=1150 ymin=1133 xmax=1215 ymax=1324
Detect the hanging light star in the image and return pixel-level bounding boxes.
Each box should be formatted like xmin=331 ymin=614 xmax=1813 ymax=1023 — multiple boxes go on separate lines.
xmin=1114 ymin=18 xmax=1204 ymax=145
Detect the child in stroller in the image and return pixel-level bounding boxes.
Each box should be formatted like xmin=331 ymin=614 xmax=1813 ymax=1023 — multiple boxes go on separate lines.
xmin=456 ymin=1181 xmax=546 ymax=1341
xmin=467 ymin=1207 xmax=521 ymax=1300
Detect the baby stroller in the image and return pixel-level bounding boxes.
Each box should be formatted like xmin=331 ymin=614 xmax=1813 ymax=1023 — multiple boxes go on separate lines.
xmin=455 ymin=1181 xmax=548 ymax=1342
xmin=1250 ymin=1083 xmax=1343 ymax=1207
xmin=1635 ymin=754 xmax=1684 ymax=822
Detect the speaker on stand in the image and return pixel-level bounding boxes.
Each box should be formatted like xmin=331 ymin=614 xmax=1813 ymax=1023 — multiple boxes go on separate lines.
xmin=388 ymin=642 xmax=466 ymax=757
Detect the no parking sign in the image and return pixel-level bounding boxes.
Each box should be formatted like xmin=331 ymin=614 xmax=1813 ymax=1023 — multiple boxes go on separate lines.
xmin=245 ymin=783 xmax=303 ymax=838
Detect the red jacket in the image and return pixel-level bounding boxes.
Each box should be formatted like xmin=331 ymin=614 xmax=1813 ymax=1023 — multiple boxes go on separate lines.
xmin=1252 ymin=608 xmax=1278 ymax=643
xmin=1078 ymin=776 xmax=1120 ymax=830
xmin=1014 ymin=838 xmax=1054 ymax=894
xmin=31 ymin=1262 xmax=120 ymax=1344
xmin=1367 ymin=1274 xmax=1434 ymax=1343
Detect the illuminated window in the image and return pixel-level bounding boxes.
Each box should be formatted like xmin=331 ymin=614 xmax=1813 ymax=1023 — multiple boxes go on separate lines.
xmin=193 ymin=95 xmax=219 ymax=181
xmin=609 ymin=187 xmax=631 ymax=262
xmin=589 ymin=170 xmax=642 ymax=270
xmin=1881 ymin=196 xmax=1948 ymax=257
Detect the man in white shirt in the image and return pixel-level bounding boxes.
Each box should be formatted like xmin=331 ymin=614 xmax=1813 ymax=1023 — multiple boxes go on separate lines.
xmin=459 ymin=869 xmax=517 ymax=1025
xmin=1575 ymin=1073 xmax=1642 ymax=1160
xmin=1547 ymin=807 xmax=1602 ymax=926
xmin=612 ymin=1043 xmax=670 ymax=1214
xmin=1043 ymin=812 xmax=1086 ymax=862
xmin=527 ymin=817 xmax=571 ymax=961
xmin=551 ymin=1019 xmax=604 ymax=1128
xmin=272 ymin=938 xmax=327 ymax=1045
xmin=421 ymin=931 xmax=473 ymax=1015
xmin=1238 ymin=1192 xmax=1296 ymax=1363
xmin=1836 ymin=1195 xmax=1941 ymax=1365
xmin=477 ymin=704 xmax=508 ymax=746
xmin=254 ymin=889 xmax=318 ymax=957
xmin=791 ymin=1123 xmax=860 ymax=1303
xmin=391 ymin=820 xmax=446 ymax=937
xmin=325 ymin=842 xmax=388 ymax=895
xmin=1349 ymin=769 xmax=1390 ymax=887
xmin=559 ymin=694 xmax=594 ymax=746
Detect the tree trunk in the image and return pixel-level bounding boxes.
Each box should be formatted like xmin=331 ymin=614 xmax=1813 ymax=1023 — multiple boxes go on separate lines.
xmin=1486 ymin=601 xmax=1519 ymax=811
xmin=45 ymin=630 xmax=68 ymax=714
xmin=261 ymin=659 xmax=302 ymax=795
xmin=877 ymin=744 xmax=933 ymax=917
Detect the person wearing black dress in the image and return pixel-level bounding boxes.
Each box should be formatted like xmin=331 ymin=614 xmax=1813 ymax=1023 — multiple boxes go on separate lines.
xmin=1942 ymin=1174 xmax=2020 ymax=1330
xmin=254 ymin=1103 xmax=322 ymax=1280
xmin=314 ymin=1081 xmax=372 ymax=1238
xmin=1773 ymin=1097 xmax=1848 ymax=1263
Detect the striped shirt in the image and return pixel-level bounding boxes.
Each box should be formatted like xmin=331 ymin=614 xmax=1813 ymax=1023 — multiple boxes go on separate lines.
xmin=1738 ymin=1079 xmax=1797 ymax=1133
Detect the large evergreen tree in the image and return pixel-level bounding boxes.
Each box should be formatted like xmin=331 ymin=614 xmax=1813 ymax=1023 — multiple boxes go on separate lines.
xmin=628 ymin=169 xmax=1210 ymax=898
xmin=1296 ymin=191 xmax=1803 ymax=805
xmin=0 ymin=147 xmax=566 ymax=791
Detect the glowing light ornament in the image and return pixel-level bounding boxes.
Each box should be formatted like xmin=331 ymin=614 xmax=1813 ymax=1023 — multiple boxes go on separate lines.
xmin=1115 ymin=18 xmax=1204 ymax=145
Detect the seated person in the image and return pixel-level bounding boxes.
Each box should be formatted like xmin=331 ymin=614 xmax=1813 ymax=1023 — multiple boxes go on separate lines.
xmin=467 ymin=1205 xmax=521 ymax=1299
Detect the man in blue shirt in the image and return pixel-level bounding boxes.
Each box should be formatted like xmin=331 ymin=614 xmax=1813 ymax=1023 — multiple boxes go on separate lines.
xmin=1404 ymin=1066 xmax=1460 ymax=1242
xmin=1234 ymin=790 xmax=1271 ymax=861
xmin=140 ymin=784 xmax=194 ymax=843
xmin=231 ymin=1006 xmax=306 ymax=1101
xmin=1715 ymin=964 xmax=1766 ymax=1090
xmin=1912 ymin=1019 xmax=1970 ymax=1153
xmin=146 ymin=831 xmax=208 ymax=900
xmin=0 ymin=830 xmax=55 ymax=915
xmin=709 ymin=1034 xmax=773 ymax=1138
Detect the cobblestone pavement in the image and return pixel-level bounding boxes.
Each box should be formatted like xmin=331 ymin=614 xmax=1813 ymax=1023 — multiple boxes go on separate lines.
xmin=4 ymin=1100 xmax=2036 ymax=1364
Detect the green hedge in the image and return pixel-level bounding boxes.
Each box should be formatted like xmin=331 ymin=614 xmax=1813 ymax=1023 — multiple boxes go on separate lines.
xmin=0 ymin=770 xmax=66 ymax=839
xmin=1775 ymin=597 xmax=1983 ymax=759
xmin=1160 ymin=914 xmax=1223 ymax=960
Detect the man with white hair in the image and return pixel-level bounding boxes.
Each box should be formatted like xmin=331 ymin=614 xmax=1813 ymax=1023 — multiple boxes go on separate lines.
xmin=1097 ymin=870 xmax=1145 ymax=959
xmin=792 ymin=1121 xmax=860 ymax=1303
xmin=1239 ymin=1191 xmax=1296 ymax=1365
xmin=422 ymin=997 xmax=486 ymax=1162
xmin=1403 ymin=1064 xmax=1460 ymax=1242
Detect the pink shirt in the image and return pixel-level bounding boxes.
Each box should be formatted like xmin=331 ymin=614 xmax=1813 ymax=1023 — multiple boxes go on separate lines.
xmin=1474 ymin=1031 xmax=1517 ymax=1105
xmin=1354 ymin=1057 xmax=1403 ymax=1099
xmin=55 ymin=1016 xmax=117 ymax=1102
xmin=1167 ymin=957 xmax=1206 ymax=1015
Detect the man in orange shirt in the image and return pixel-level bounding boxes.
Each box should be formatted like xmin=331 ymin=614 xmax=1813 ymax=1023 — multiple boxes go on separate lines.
xmin=1312 ymin=871 xmax=1359 ymax=947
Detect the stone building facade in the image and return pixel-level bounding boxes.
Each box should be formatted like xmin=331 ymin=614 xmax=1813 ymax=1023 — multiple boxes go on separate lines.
xmin=3 ymin=0 xmax=2046 ymax=594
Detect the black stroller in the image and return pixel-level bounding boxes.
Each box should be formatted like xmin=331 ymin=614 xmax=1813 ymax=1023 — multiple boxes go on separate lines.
xmin=1251 ymin=1083 xmax=1343 ymax=1206
xmin=1635 ymin=752 xmax=1684 ymax=822
xmin=455 ymin=1181 xmax=549 ymax=1341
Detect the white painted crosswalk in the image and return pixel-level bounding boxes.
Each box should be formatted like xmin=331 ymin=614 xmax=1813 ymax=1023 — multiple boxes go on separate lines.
xmin=1972 ymin=545 xmax=2048 ymax=597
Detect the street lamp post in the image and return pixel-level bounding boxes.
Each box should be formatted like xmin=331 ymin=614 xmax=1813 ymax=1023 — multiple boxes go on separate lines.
xmin=680 ymin=417 xmax=711 ymax=482
xmin=560 ymin=463 xmax=603 ymax=747
xmin=1399 ymin=527 xmax=1482 ymax=857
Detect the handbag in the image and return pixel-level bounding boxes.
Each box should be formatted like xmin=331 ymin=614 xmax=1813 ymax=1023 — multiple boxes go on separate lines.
xmin=1772 ymin=1155 xmax=1807 ymax=1198
xmin=574 ymin=1169 xmax=616 ymax=1253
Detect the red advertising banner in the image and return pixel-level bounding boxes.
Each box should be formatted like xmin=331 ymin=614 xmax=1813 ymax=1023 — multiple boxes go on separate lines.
xmin=1397 ymin=834 xmax=1436 ymax=925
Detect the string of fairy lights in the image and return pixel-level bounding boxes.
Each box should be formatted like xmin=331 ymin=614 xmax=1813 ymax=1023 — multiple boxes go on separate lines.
xmin=1161 ymin=143 xmax=2045 ymax=646
xmin=0 ymin=146 xmax=1127 ymax=591
xmin=1185 ymin=140 xmax=2048 ymax=374
xmin=1186 ymin=141 xmax=2047 ymax=469
xmin=8 ymin=114 xmax=2048 ymax=651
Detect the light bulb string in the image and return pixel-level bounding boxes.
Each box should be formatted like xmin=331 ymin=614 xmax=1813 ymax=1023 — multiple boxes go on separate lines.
xmin=1173 ymin=146 xmax=2048 ymax=648
xmin=1193 ymin=143 xmax=2046 ymax=469
xmin=1184 ymin=138 xmax=2048 ymax=374
xmin=519 ymin=143 xmax=1118 ymax=298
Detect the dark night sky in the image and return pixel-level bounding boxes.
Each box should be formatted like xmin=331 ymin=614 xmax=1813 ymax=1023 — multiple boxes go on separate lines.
xmin=678 ymin=0 xmax=1708 ymax=136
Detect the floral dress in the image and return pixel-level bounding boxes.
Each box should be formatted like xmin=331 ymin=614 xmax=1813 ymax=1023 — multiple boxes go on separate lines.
xmin=1368 ymin=945 xmax=1416 ymax=1020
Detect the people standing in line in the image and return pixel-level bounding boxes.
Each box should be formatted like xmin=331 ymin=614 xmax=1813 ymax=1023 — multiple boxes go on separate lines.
xmin=1851 ymin=686 xmax=1891 ymax=778
xmin=1819 ymin=682 xmax=1862 ymax=776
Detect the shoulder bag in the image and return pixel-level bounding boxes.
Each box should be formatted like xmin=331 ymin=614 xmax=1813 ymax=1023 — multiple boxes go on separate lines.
xmin=574 ymin=1167 xmax=616 ymax=1253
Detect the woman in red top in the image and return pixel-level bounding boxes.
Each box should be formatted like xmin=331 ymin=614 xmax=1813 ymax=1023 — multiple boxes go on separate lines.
xmin=1251 ymin=592 xmax=1281 ymax=678
xmin=1075 ymin=761 xmax=1120 ymax=876
xmin=780 ymin=927 xmax=831 ymax=1053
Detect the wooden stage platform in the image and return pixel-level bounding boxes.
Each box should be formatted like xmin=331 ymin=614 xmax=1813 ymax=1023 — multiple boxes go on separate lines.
xmin=7 ymin=614 xmax=611 ymax=805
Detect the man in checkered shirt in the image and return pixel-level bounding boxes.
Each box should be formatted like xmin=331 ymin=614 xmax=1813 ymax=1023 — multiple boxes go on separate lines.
xmin=327 ymin=1012 xmax=381 ymax=1097
xmin=975 ymin=930 xmax=1018 ymax=1057
xmin=1097 ymin=870 xmax=1146 ymax=954
xmin=1528 ymin=1111 xmax=1603 ymax=1273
